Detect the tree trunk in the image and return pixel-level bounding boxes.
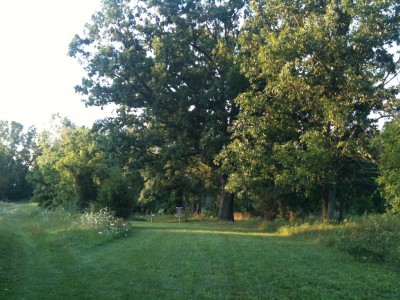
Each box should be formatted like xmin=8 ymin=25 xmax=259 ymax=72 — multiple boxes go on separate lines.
xmin=218 ymin=175 xmax=234 ymax=221
xmin=193 ymin=197 xmax=202 ymax=214
xmin=321 ymin=192 xmax=328 ymax=220
xmin=338 ymin=199 xmax=345 ymax=221
xmin=327 ymin=185 xmax=337 ymax=221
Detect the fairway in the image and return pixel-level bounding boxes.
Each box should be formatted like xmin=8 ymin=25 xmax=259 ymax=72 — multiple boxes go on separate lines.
xmin=1 ymin=203 xmax=400 ymax=299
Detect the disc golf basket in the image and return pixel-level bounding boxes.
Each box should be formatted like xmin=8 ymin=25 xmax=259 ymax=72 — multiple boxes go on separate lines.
xmin=175 ymin=207 xmax=184 ymax=223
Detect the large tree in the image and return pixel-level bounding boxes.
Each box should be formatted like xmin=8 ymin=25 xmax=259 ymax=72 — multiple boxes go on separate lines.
xmin=219 ymin=0 xmax=399 ymax=220
xmin=69 ymin=0 xmax=249 ymax=220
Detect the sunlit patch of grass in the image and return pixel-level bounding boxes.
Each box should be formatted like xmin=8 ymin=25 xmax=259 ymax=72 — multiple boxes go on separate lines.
xmin=149 ymin=228 xmax=277 ymax=237
xmin=276 ymin=221 xmax=346 ymax=237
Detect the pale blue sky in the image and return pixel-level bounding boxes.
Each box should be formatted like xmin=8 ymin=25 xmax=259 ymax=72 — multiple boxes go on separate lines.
xmin=0 ymin=0 xmax=114 ymax=129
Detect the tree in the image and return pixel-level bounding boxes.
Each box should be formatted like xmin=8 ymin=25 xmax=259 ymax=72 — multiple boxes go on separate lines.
xmin=69 ymin=0 xmax=249 ymax=220
xmin=29 ymin=115 xmax=143 ymax=217
xmin=93 ymin=117 xmax=144 ymax=216
xmin=0 ymin=121 xmax=36 ymax=201
xmin=378 ymin=119 xmax=400 ymax=213
xmin=97 ymin=166 xmax=137 ymax=218
xmin=219 ymin=0 xmax=400 ymax=220
xmin=30 ymin=117 xmax=103 ymax=210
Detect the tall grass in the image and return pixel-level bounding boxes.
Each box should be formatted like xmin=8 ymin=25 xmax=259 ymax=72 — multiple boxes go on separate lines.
xmin=332 ymin=214 xmax=400 ymax=267
xmin=0 ymin=202 xmax=130 ymax=246
xmin=258 ymin=213 xmax=400 ymax=268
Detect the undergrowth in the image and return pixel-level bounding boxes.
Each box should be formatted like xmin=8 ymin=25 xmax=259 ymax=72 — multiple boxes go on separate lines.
xmin=1 ymin=202 xmax=130 ymax=239
xmin=332 ymin=214 xmax=400 ymax=267
xmin=259 ymin=214 xmax=400 ymax=269
xmin=78 ymin=208 xmax=129 ymax=237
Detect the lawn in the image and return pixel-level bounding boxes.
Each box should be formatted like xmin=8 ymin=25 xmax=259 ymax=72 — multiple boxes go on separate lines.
xmin=1 ymin=202 xmax=399 ymax=299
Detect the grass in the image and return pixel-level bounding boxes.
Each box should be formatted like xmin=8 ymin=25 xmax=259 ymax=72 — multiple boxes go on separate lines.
xmin=1 ymin=202 xmax=400 ymax=299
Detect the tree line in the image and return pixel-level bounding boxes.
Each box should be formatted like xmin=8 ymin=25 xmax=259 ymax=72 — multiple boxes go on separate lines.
xmin=1 ymin=0 xmax=399 ymax=220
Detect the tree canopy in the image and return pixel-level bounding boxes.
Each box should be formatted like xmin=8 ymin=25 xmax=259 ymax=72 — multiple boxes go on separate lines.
xmin=378 ymin=118 xmax=400 ymax=213
xmin=2 ymin=0 xmax=400 ymax=221
xmin=69 ymin=0 xmax=249 ymax=219
xmin=217 ymin=0 xmax=399 ymax=219
xmin=0 ymin=121 xmax=36 ymax=201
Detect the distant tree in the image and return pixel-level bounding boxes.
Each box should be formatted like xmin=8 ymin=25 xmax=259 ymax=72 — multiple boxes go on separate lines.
xmin=0 ymin=121 xmax=36 ymax=201
xmin=30 ymin=117 xmax=102 ymax=210
xmin=218 ymin=0 xmax=400 ymax=220
xmin=69 ymin=0 xmax=249 ymax=220
xmin=378 ymin=119 xmax=400 ymax=213
xmin=29 ymin=116 xmax=142 ymax=217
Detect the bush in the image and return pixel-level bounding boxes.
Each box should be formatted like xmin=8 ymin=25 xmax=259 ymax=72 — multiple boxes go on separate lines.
xmin=77 ymin=208 xmax=129 ymax=237
xmin=257 ymin=213 xmax=400 ymax=268
xmin=97 ymin=168 xmax=136 ymax=218
xmin=332 ymin=214 xmax=400 ymax=267
xmin=35 ymin=204 xmax=129 ymax=238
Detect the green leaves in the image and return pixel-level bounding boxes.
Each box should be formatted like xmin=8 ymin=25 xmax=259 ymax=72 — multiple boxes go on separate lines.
xmin=0 ymin=121 xmax=36 ymax=201
xmin=220 ymin=0 xmax=399 ymax=218
xmin=65 ymin=0 xmax=399 ymax=218
xmin=69 ymin=0 xmax=249 ymax=212
xmin=30 ymin=119 xmax=102 ymax=210
xmin=378 ymin=120 xmax=400 ymax=213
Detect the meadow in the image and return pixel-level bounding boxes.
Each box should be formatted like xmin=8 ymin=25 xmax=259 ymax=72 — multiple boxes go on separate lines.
xmin=1 ymin=202 xmax=400 ymax=299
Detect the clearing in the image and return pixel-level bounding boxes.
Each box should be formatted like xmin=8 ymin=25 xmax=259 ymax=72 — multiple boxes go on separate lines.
xmin=1 ymin=202 xmax=399 ymax=299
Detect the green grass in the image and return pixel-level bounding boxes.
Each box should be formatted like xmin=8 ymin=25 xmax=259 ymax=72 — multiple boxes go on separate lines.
xmin=1 ymin=202 xmax=400 ymax=299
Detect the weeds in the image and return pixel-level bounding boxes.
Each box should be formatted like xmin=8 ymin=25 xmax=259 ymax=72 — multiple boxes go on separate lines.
xmin=1 ymin=202 xmax=130 ymax=239
xmin=258 ymin=213 xmax=400 ymax=269
xmin=332 ymin=214 xmax=400 ymax=267
xmin=77 ymin=208 xmax=129 ymax=237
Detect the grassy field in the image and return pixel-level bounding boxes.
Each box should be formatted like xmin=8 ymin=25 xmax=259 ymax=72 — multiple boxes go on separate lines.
xmin=1 ymin=202 xmax=400 ymax=299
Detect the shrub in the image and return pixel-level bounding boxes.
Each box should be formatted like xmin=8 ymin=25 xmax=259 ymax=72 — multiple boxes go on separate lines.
xmin=97 ymin=168 xmax=136 ymax=218
xmin=77 ymin=208 xmax=129 ymax=237
xmin=333 ymin=214 xmax=400 ymax=267
xmin=257 ymin=213 xmax=400 ymax=269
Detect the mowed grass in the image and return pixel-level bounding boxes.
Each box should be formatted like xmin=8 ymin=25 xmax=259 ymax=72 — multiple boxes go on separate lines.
xmin=1 ymin=202 xmax=400 ymax=299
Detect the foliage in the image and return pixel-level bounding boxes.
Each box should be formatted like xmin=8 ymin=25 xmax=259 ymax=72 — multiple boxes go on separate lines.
xmin=97 ymin=167 xmax=138 ymax=218
xmin=29 ymin=117 xmax=103 ymax=210
xmin=258 ymin=213 xmax=400 ymax=268
xmin=331 ymin=214 xmax=400 ymax=268
xmin=2 ymin=1 xmax=400 ymax=222
xmin=0 ymin=121 xmax=37 ymax=200
xmin=29 ymin=116 xmax=144 ymax=217
xmin=218 ymin=0 xmax=400 ymax=219
xmin=68 ymin=0 xmax=250 ymax=219
xmin=378 ymin=120 xmax=400 ymax=213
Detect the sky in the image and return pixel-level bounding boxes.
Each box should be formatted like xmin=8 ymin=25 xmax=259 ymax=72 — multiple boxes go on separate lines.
xmin=0 ymin=1 xmax=398 ymax=131
xmin=0 ymin=0 xmax=114 ymax=130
